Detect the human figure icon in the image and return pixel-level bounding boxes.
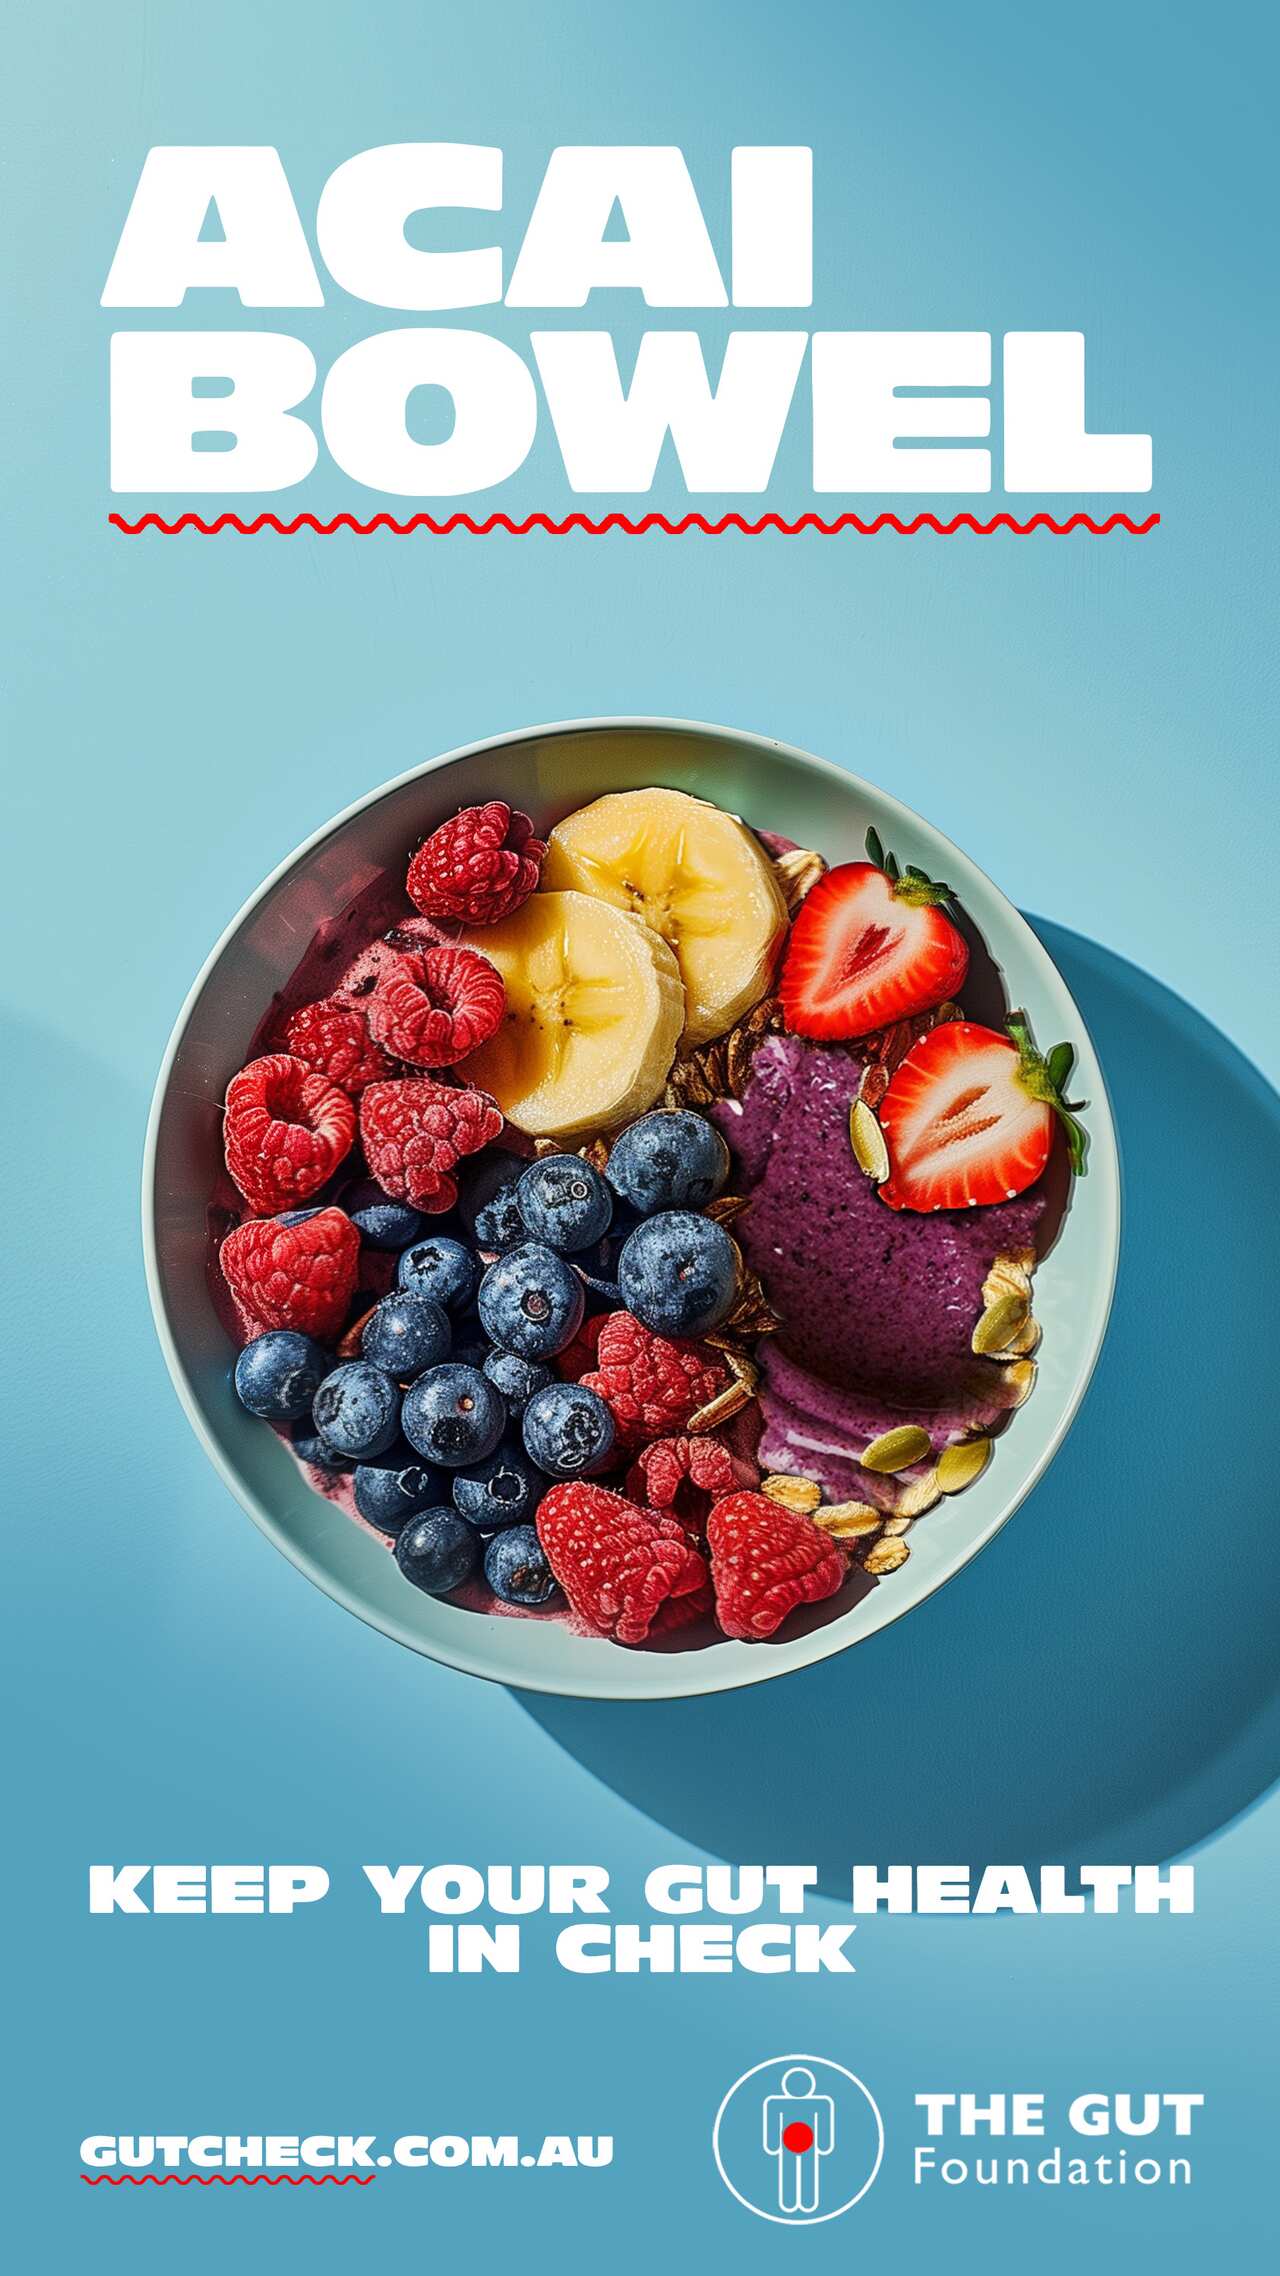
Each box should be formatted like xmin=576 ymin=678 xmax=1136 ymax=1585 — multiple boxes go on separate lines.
xmin=762 ymin=2065 xmax=835 ymax=2213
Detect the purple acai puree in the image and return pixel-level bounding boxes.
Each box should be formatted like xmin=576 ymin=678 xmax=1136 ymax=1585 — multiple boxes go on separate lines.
xmin=713 ymin=1035 xmax=1045 ymax=1506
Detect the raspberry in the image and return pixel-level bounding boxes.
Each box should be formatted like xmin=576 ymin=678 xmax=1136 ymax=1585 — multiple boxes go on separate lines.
xmin=407 ymin=801 xmax=545 ymax=927
xmin=220 ymin=1207 xmax=360 ymax=1340
xmin=224 ymin=1053 xmax=356 ymax=1215
xmin=367 ymin=944 xmax=505 ymax=1068
xmin=580 ymin=1310 xmax=726 ymax=1449
xmin=706 ymin=1491 xmax=847 ymax=1642
xmin=537 ymin=1482 xmax=709 ymax=1646
xmin=359 ymin=1076 xmax=503 ymax=1212
xmin=626 ymin=1434 xmax=755 ymax=1535
xmin=281 ymin=997 xmax=393 ymax=1095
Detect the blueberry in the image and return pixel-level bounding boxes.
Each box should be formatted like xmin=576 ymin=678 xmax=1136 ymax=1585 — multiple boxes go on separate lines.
xmin=397 ymin=1234 xmax=479 ymax=1313
xmin=290 ymin=1415 xmax=353 ymax=1473
xmin=311 ymin=1360 xmax=401 ymax=1459
xmin=354 ymin=1446 xmax=448 ymax=1534
xmin=360 ymin=1290 xmax=451 ymax=1378
xmin=234 ymin=1331 xmax=330 ymax=1422
xmin=401 ymin=1363 xmax=506 ymax=1468
xmin=278 ymin=1207 xmax=324 ymax=1227
xmin=617 ymin=1211 xmax=739 ymax=1337
xmin=346 ymin=1179 xmax=425 ymax=1250
xmin=459 ymin=1153 xmax=526 ymax=1251
xmin=484 ymin=1524 xmax=560 ymax=1608
xmin=522 ymin=1381 xmax=616 ymax=1479
xmin=394 ymin=1509 xmax=479 ymax=1597
xmin=453 ymin=1439 xmax=545 ymax=1531
xmin=482 ymin=1348 xmax=552 ymax=1422
xmin=516 ymin=1154 xmax=613 ymax=1252
xmin=606 ymin=1109 xmax=730 ymax=1214
xmin=477 ymin=1242 xmax=585 ymax=1361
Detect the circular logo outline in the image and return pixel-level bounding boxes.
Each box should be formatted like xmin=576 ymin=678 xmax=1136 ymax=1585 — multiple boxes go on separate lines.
xmin=712 ymin=2051 xmax=884 ymax=2226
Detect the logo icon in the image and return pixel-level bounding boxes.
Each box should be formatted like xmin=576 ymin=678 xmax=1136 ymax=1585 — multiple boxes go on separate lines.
xmin=712 ymin=2053 xmax=883 ymax=2225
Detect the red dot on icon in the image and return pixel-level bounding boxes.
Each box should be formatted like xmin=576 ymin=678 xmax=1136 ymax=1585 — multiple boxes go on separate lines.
xmin=782 ymin=2122 xmax=814 ymax=2154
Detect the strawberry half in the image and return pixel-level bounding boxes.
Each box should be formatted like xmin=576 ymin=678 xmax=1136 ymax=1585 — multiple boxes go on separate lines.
xmin=878 ymin=1013 xmax=1087 ymax=1212
xmin=780 ymin=829 xmax=968 ymax=1041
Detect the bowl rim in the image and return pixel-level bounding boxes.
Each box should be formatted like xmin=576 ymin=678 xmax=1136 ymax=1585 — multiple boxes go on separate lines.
xmin=142 ymin=714 xmax=1121 ymax=1699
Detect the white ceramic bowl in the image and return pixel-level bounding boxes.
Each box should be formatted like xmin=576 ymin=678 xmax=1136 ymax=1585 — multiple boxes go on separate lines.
xmin=144 ymin=718 xmax=1120 ymax=1699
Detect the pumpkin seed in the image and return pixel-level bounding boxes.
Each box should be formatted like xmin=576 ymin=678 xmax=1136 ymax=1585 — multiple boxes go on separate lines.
xmin=972 ymin=1292 xmax=1030 ymax=1355
xmin=861 ymin=1425 xmax=932 ymax=1473
xmin=849 ymin=1098 xmax=890 ymax=1182
xmin=936 ymin=1437 xmax=992 ymax=1493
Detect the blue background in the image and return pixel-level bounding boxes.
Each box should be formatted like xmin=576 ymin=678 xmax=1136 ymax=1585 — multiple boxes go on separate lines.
xmin=3 ymin=0 xmax=1277 ymax=2265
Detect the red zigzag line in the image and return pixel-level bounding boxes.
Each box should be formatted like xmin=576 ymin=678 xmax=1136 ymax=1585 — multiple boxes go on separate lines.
xmin=109 ymin=508 xmax=1160 ymax=538
xmin=81 ymin=2170 xmax=375 ymax=2186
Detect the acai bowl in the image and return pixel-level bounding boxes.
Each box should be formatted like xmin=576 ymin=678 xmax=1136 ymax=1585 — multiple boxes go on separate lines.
xmin=144 ymin=719 xmax=1119 ymax=1700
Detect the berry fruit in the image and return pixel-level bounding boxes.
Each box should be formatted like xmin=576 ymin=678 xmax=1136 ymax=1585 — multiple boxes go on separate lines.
xmin=219 ymin=1207 xmax=359 ymax=1339
xmin=482 ymin=1349 xmax=552 ymax=1422
xmin=281 ymin=997 xmax=392 ymax=1095
xmin=233 ymin=1331 xmax=330 ymax=1422
xmin=878 ymin=1013 xmax=1086 ymax=1212
xmin=616 ymin=1212 xmax=739 ymax=1338
xmin=484 ymin=1524 xmax=559 ymax=1607
xmin=626 ymin=1433 xmax=751 ymax=1532
xmin=396 ymin=1234 xmax=479 ymax=1313
xmin=453 ymin=1439 xmax=545 ymax=1531
xmin=459 ymin=1152 xmax=527 ymax=1251
xmin=311 ymin=1361 xmax=401 ymax=1460
xmin=537 ymin=1482 xmax=709 ymax=1645
xmin=780 ymin=832 xmax=969 ymax=1043
xmin=224 ymin=1053 xmax=356 ymax=1216
xmin=477 ymin=1242 xmax=585 ymax=1361
xmin=522 ymin=1380 xmax=616 ymax=1479
xmin=361 ymin=1291 xmax=452 ymax=1379
xmin=345 ymin=1181 xmax=425 ymax=1250
xmin=579 ymin=1310 xmax=726 ymax=1449
xmin=368 ymin=944 xmax=506 ymax=1069
xmin=401 ymin=1362 xmax=506 ymax=1468
xmin=706 ymin=1490 xmax=847 ymax=1641
xmin=354 ymin=1448 xmax=447 ymax=1534
xmin=290 ymin=1416 xmax=353 ymax=1472
xmin=394 ymin=1509 xmax=479 ymax=1596
xmin=605 ymin=1109 xmax=729 ymax=1214
xmin=516 ymin=1154 xmax=613 ymax=1252
xmin=359 ymin=1076 xmax=503 ymax=1212
xmin=407 ymin=800 xmax=545 ymax=928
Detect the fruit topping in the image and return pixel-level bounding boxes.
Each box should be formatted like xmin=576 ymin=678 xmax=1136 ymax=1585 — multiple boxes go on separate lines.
xmin=616 ymin=1210 xmax=740 ymax=1337
xmin=626 ymin=1433 xmax=753 ymax=1533
xmin=459 ymin=1152 xmax=527 ymax=1249
xmin=515 ymin=1153 xmax=614 ymax=1251
xmin=482 ymin=1348 xmax=553 ymax=1422
xmin=311 ymin=1360 xmax=402 ymax=1460
xmin=477 ymin=1242 xmax=586 ymax=1361
xmin=345 ymin=1181 xmax=425 ymax=1249
xmin=368 ymin=943 xmax=506 ymax=1068
xmin=706 ymin=1490 xmax=847 ymax=1641
xmin=354 ymin=1449 xmax=448 ymax=1534
xmin=579 ymin=1309 xmax=727 ymax=1449
xmin=458 ymin=888 xmax=684 ymax=1137
xmin=406 ymin=800 xmax=546 ymax=927
xmin=484 ymin=1524 xmax=560 ymax=1607
xmin=394 ymin=1508 xmax=480 ymax=1596
xmin=359 ymin=1076 xmax=503 ymax=1211
xmin=536 ymin=1480 xmax=710 ymax=1645
xmin=224 ymin=1052 xmax=356 ymax=1214
xmin=453 ymin=1439 xmax=546 ymax=1530
xmin=360 ymin=1290 xmax=452 ymax=1379
xmin=400 ymin=1361 xmax=506 ymax=1468
xmin=220 ymin=1205 xmax=359 ymax=1338
xmin=521 ymin=1380 xmax=617 ymax=1478
xmin=542 ymin=786 xmax=787 ymax=1045
xmin=233 ymin=1331 xmax=331 ymax=1422
xmin=605 ymin=1107 xmax=730 ymax=1214
xmin=878 ymin=1012 xmax=1086 ymax=1213
xmin=281 ymin=997 xmax=393 ymax=1095
xmin=780 ymin=828 xmax=969 ymax=1043
xmin=396 ymin=1234 xmax=480 ymax=1314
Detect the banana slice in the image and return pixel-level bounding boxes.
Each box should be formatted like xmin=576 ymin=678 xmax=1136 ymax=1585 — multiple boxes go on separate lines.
xmin=541 ymin=787 xmax=788 ymax=1047
xmin=457 ymin=890 xmax=684 ymax=1138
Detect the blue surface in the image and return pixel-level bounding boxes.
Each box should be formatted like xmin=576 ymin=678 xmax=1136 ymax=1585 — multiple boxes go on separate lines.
xmin=3 ymin=1 xmax=1277 ymax=2265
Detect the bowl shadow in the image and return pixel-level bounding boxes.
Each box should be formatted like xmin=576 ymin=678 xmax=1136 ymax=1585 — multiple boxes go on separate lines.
xmin=518 ymin=923 xmax=1280 ymax=1874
